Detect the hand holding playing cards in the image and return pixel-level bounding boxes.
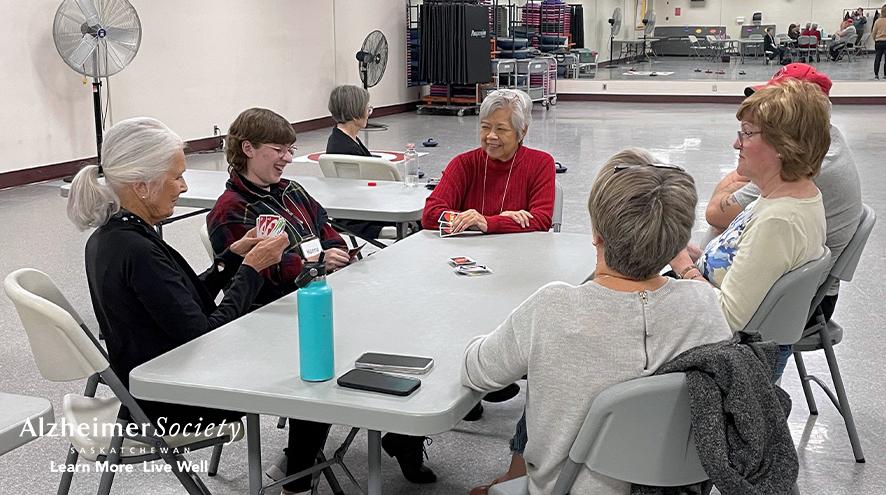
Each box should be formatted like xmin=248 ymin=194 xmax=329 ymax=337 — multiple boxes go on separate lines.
xmin=450 ymin=209 xmax=488 ymax=233
xmin=323 ymin=248 xmax=350 ymax=272
xmin=229 ymin=228 xmax=262 ymax=257
xmin=242 ymin=234 xmax=289 ymax=271
xmin=500 ymin=210 xmax=533 ymax=228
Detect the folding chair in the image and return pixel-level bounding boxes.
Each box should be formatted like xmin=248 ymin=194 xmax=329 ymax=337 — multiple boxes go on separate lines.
xmin=687 ymin=35 xmax=708 ymax=59
xmin=199 ymin=222 xmax=215 ymax=261
xmin=490 ymin=374 xmax=709 ymax=495
xmin=318 ymin=154 xmax=402 ymax=182
xmin=4 ymin=268 xmax=242 ymax=495
xmin=793 ymin=204 xmax=875 ymax=463
xmin=552 ymin=181 xmax=563 ymax=233
xmin=741 ymin=249 xmax=832 ymax=345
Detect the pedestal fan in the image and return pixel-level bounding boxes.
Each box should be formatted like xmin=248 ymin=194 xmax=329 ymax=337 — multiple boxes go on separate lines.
xmin=53 ymin=0 xmax=141 ymax=171
xmin=356 ymin=30 xmax=388 ymax=130
xmin=605 ymin=8 xmax=623 ymax=68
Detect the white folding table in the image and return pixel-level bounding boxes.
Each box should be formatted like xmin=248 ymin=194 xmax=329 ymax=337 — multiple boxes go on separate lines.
xmin=60 ymin=169 xmax=430 ymax=244
xmin=129 ymin=230 xmax=596 ymax=495
xmin=0 ymin=392 xmax=54 ymax=456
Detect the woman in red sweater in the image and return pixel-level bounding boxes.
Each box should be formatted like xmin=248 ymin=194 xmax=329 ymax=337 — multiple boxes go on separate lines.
xmin=421 ymin=89 xmax=556 ymax=234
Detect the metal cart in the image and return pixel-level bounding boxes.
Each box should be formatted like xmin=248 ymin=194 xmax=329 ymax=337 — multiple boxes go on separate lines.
xmin=517 ymin=57 xmax=554 ymax=108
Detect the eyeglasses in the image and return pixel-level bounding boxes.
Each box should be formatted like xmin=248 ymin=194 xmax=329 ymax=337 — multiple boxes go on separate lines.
xmin=736 ymin=130 xmax=763 ymax=144
xmin=264 ymin=144 xmax=298 ymax=157
xmin=614 ymin=163 xmax=685 ymax=173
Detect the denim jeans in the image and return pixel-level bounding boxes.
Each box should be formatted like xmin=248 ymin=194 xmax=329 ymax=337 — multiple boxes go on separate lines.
xmin=509 ymin=409 xmax=528 ymax=455
xmin=772 ymin=344 xmax=793 ymax=383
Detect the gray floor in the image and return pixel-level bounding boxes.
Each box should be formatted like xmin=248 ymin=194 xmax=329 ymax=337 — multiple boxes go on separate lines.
xmin=1 ymin=101 xmax=884 ymax=494
xmin=577 ymin=54 xmax=885 ymax=81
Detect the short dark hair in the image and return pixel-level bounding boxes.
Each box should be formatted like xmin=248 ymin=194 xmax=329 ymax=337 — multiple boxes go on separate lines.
xmin=226 ymin=108 xmax=296 ymax=174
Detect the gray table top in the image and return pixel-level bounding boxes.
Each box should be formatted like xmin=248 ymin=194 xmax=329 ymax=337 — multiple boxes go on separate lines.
xmin=0 ymin=392 xmax=53 ymax=456
xmin=61 ymin=169 xmax=431 ymax=223
xmin=130 ymin=231 xmax=595 ymax=435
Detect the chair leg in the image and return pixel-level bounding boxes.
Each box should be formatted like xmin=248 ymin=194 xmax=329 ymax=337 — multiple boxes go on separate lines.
xmin=794 ymin=352 xmax=819 ymax=415
xmin=820 ymin=334 xmax=865 ymax=462
xmin=97 ymin=434 xmax=126 ymax=495
xmin=57 ymin=444 xmax=79 ymax=495
xmin=207 ymin=443 xmax=224 ymax=477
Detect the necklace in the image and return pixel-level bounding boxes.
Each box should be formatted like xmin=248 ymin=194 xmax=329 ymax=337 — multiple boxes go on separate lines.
xmin=480 ymin=149 xmax=518 ymax=216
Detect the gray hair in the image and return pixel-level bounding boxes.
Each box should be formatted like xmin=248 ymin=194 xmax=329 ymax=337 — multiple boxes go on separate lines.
xmin=67 ymin=117 xmax=184 ymax=230
xmin=811 ymin=23 xmax=818 ymax=29
xmin=328 ymin=85 xmax=370 ymax=123
xmin=805 ymin=22 xmax=812 ymax=29
xmin=588 ymin=148 xmax=697 ymax=280
xmin=479 ymin=89 xmax=532 ymax=142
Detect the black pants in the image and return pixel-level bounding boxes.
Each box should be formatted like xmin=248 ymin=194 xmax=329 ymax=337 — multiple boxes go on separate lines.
xmin=830 ymin=42 xmax=847 ymax=60
xmin=875 ymin=41 xmax=886 ymax=76
xmin=284 ymin=419 xmax=331 ymax=492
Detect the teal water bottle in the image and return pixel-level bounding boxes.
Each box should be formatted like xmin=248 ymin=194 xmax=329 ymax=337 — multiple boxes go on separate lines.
xmin=297 ymin=263 xmax=334 ymax=381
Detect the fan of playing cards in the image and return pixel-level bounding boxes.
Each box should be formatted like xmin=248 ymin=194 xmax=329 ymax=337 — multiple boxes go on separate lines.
xmin=257 ymin=214 xmax=287 ymax=238
xmin=448 ymin=256 xmax=492 ymax=276
xmin=438 ymin=211 xmax=484 ymax=237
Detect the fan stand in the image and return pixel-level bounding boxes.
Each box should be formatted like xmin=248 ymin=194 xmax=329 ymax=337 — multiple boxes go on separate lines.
xmin=605 ymin=35 xmax=620 ymax=68
xmin=63 ymin=66 xmax=104 ymax=182
xmin=361 ymin=66 xmax=387 ymax=131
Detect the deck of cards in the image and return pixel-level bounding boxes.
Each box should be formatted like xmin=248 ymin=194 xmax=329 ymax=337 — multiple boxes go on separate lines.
xmin=438 ymin=211 xmax=459 ymax=237
xmin=257 ymin=214 xmax=287 ymax=238
xmin=449 ymin=256 xmax=492 ymax=276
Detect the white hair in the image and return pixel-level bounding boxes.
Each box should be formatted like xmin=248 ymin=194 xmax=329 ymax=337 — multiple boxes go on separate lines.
xmin=479 ymin=89 xmax=533 ymax=141
xmin=67 ymin=117 xmax=184 ymax=230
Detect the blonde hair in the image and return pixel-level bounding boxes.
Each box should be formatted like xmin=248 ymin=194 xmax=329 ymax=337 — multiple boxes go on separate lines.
xmin=588 ymin=148 xmax=697 ymax=280
xmin=67 ymin=117 xmax=183 ymax=230
xmin=736 ymin=79 xmax=831 ymax=181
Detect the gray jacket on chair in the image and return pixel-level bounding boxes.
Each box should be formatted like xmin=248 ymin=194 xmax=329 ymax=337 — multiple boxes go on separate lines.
xmin=633 ymin=333 xmax=798 ymax=495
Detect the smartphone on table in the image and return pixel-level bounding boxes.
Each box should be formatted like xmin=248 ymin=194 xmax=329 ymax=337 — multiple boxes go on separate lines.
xmin=337 ymin=369 xmax=421 ymax=396
xmin=355 ymin=352 xmax=434 ymax=374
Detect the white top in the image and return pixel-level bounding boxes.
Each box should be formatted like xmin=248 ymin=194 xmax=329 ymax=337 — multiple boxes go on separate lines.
xmin=698 ymin=192 xmax=826 ymax=331
xmin=130 ymin=231 xmax=596 ymax=435
xmin=0 ymin=392 xmax=54 ymax=456
xmin=462 ymin=279 xmax=733 ymax=495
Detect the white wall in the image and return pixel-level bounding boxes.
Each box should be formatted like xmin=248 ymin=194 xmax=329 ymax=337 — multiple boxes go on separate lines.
xmin=654 ymin=0 xmax=883 ymax=40
xmin=573 ymin=0 xmax=642 ymax=63
xmin=2 ymin=0 xmax=418 ymax=175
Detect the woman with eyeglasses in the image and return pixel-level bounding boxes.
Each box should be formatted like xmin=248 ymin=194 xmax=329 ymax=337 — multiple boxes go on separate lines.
xmin=421 ymin=88 xmax=555 ymax=234
xmin=206 ymin=107 xmax=350 ymax=494
xmin=462 ymin=148 xmax=732 ymax=495
xmin=669 ymin=79 xmax=828 ymax=381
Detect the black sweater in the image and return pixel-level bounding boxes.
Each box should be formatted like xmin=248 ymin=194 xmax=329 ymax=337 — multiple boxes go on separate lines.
xmin=325 ymin=126 xmax=371 ymax=156
xmin=85 ymin=210 xmax=263 ymax=422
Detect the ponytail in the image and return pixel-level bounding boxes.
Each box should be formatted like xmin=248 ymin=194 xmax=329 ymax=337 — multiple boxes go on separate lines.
xmin=67 ymin=164 xmax=120 ymax=230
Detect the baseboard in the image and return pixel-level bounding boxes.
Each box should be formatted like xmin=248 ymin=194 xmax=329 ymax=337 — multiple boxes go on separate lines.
xmin=557 ymin=93 xmax=886 ymax=105
xmin=0 ymin=101 xmax=421 ymax=191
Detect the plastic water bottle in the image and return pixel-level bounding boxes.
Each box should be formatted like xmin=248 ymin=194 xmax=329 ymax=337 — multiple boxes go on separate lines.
xmin=404 ymin=143 xmax=419 ymax=187
xmin=297 ymin=265 xmax=334 ymax=382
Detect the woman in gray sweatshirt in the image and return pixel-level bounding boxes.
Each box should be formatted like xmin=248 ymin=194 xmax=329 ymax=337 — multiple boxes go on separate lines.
xmin=462 ymin=148 xmax=733 ymax=495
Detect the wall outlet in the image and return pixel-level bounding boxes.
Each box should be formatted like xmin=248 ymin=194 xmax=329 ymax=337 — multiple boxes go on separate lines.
xmin=712 ymin=84 xmax=718 ymax=92
xmin=212 ymin=125 xmax=221 ymax=136
xmin=602 ymin=83 xmax=607 ymax=91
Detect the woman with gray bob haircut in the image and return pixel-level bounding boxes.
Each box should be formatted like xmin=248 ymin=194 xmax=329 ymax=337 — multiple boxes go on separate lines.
xmin=463 ymin=148 xmax=731 ymax=495
xmin=326 ymin=85 xmax=373 ymax=157
xmin=67 ymin=117 xmax=287 ymax=442
xmin=421 ymin=88 xmax=555 ymax=234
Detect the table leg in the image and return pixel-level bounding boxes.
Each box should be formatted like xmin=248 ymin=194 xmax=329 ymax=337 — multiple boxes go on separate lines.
xmin=367 ymin=430 xmax=382 ymax=495
xmin=396 ymin=222 xmax=408 ymax=240
xmin=247 ymin=414 xmax=262 ymax=495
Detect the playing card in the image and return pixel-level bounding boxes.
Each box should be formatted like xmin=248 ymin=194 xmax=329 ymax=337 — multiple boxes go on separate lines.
xmin=455 ymin=264 xmax=493 ymax=276
xmin=438 ymin=211 xmax=459 ymax=224
xmin=257 ymin=214 xmax=281 ymax=238
xmin=448 ymin=256 xmax=477 ymax=267
xmin=349 ymin=243 xmax=367 ymax=261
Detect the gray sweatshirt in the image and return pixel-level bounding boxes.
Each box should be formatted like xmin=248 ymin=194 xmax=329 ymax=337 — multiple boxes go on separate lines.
xmin=462 ymin=278 xmax=733 ymax=495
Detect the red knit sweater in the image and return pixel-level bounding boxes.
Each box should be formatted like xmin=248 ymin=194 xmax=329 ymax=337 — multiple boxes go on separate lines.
xmin=421 ymin=146 xmax=555 ymax=233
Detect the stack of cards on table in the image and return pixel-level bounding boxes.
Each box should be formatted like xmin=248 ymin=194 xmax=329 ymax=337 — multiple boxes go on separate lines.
xmin=438 ymin=211 xmax=459 ymax=237
xmin=257 ymin=214 xmax=287 ymax=238
xmin=449 ymin=256 xmax=492 ymax=276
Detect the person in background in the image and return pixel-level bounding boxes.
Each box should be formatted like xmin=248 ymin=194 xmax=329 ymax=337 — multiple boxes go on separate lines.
xmin=764 ymin=28 xmax=786 ymax=64
xmin=463 ymin=148 xmax=733 ymax=495
xmin=421 ymin=88 xmax=555 ymax=234
xmin=831 ymin=19 xmax=857 ymax=60
xmin=852 ymin=7 xmax=868 ymax=44
xmin=67 ymin=117 xmax=292 ymax=487
xmin=673 ymin=79 xmax=830 ymax=382
xmin=325 ymin=84 xmax=390 ymax=240
xmin=872 ymin=5 xmax=886 ymax=79
xmin=788 ymin=23 xmax=801 ymax=40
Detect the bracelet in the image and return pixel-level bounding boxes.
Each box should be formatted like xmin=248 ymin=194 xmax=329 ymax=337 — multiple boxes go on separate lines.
xmin=678 ymin=265 xmax=701 ymax=279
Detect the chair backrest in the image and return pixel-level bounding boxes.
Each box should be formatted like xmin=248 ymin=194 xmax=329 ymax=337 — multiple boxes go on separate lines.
xmin=553 ymin=374 xmax=707 ymax=493
xmin=552 ymin=181 xmax=563 ymax=233
xmin=4 ymin=269 xmax=109 ymax=381
xmin=830 ymin=204 xmax=875 ymax=283
xmin=199 ymin=222 xmax=215 ymax=261
xmin=749 ymin=33 xmax=764 ymax=40
xmin=705 ymin=35 xmax=716 ymax=43
xmin=798 ymin=35 xmax=814 ymax=46
xmin=742 ymin=248 xmax=832 ymax=345
xmin=688 ymin=35 xmax=699 ymax=44
xmin=318 ymin=154 xmax=402 ymax=181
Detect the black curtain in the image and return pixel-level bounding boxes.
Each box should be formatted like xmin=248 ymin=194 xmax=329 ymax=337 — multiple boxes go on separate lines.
xmin=570 ymin=4 xmax=584 ymax=48
xmin=419 ymin=1 xmax=491 ymax=84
